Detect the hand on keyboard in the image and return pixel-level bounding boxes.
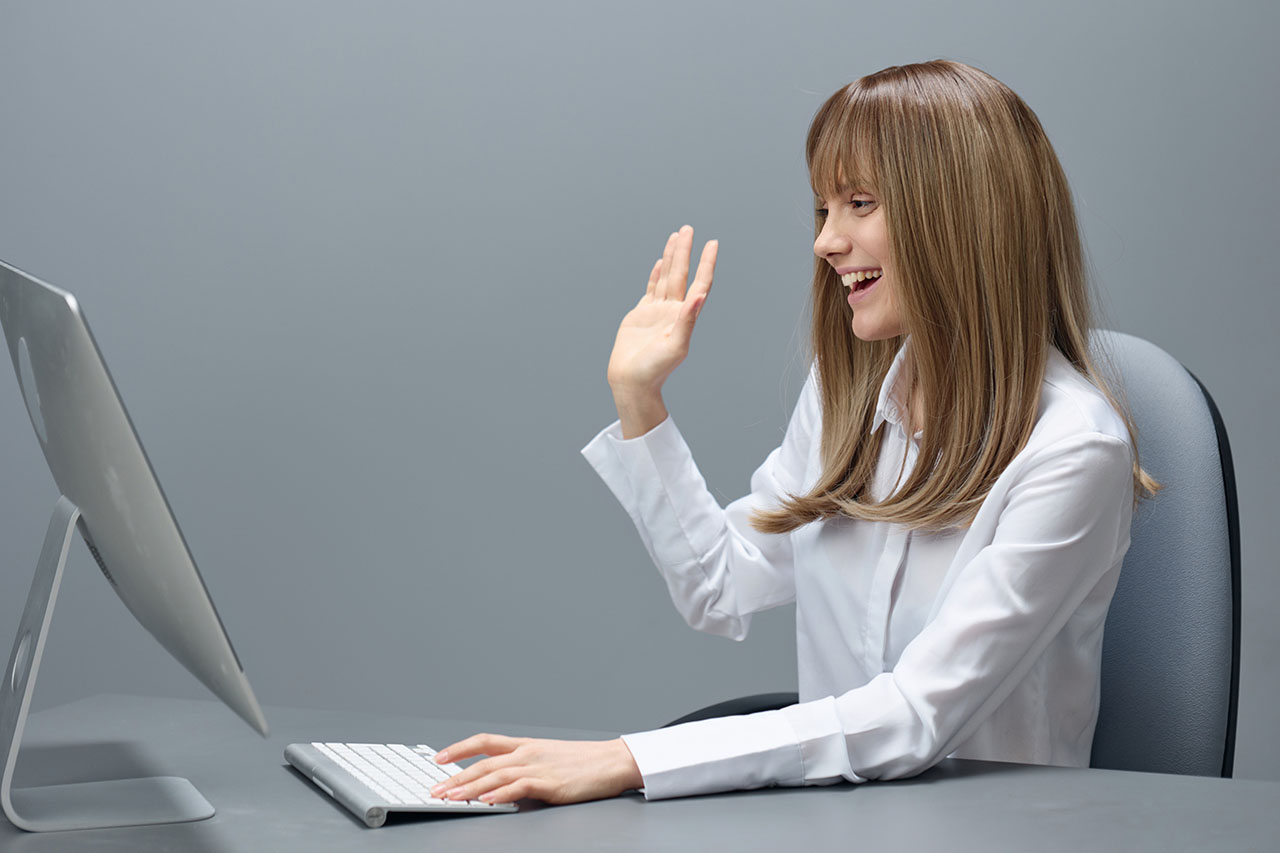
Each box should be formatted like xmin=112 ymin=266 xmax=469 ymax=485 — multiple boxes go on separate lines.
xmin=428 ymin=734 xmax=643 ymax=806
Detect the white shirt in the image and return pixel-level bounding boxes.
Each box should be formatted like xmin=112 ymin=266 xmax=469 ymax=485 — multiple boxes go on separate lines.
xmin=581 ymin=342 xmax=1135 ymax=800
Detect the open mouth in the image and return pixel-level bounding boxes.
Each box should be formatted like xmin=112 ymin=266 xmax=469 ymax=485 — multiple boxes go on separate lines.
xmin=841 ymin=269 xmax=882 ymax=292
xmin=839 ymin=267 xmax=880 ymax=290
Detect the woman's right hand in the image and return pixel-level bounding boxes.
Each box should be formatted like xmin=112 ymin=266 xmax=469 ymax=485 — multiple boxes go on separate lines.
xmin=607 ymin=225 xmax=718 ymax=438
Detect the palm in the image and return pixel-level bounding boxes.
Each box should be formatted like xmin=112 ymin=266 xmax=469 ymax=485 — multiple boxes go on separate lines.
xmin=606 ymin=226 xmax=718 ymax=393
xmin=609 ymin=296 xmax=691 ymax=386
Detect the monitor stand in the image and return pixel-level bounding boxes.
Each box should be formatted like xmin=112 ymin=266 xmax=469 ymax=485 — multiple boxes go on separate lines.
xmin=0 ymin=496 xmax=215 ymax=832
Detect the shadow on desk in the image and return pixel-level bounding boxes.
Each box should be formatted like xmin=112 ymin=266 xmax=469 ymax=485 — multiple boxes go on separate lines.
xmin=1 ymin=742 xmax=235 ymax=853
xmin=13 ymin=741 xmax=158 ymax=787
xmin=889 ymin=757 xmax=1022 ymax=785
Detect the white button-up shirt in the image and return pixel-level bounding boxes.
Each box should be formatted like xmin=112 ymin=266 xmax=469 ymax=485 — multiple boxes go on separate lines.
xmin=582 ymin=342 xmax=1135 ymax=800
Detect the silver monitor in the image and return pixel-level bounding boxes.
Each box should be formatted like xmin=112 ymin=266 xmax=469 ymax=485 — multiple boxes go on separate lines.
xmin=0 ymin=259 xmax=268 ymax=832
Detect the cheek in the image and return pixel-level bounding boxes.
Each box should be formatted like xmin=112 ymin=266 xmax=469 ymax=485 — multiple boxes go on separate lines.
xmin=875 ymin=243 xmax=893 ymax=270
xmin=872 ymin=226 xmax=892 ymax=268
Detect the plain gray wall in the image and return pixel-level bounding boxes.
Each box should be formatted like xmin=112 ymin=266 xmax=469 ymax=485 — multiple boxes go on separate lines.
xmin=1 ymin=0 xmax=1276 ymax=781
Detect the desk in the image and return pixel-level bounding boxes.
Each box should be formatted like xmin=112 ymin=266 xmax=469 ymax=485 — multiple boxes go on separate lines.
xmin=1 ymin=694 xmax=1276 ymax=852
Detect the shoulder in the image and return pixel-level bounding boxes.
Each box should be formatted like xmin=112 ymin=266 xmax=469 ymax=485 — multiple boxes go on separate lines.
xmin=1028 ymin=348 xmax=1132 ymax=452
xmin=986 ymin=349 xmax=1135 ymax=502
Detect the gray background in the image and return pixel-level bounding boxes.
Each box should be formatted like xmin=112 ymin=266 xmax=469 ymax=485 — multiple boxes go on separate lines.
xmin=0 ymin=0 xmax=1275 ymax=780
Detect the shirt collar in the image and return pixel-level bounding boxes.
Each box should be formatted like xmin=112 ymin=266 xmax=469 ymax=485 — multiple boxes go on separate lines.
xmin=871 ymin=337 xmax=913 ymax=436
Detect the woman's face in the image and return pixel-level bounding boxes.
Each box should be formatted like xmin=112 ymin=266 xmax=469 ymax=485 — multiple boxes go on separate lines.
xmin=813 ymin=187 xmax=904 ymax=341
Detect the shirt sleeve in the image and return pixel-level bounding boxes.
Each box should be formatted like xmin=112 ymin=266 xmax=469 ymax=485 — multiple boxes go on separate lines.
xmin=580 ymin=371 xmax=820 ymax=641
xmin=620 ymin=431 xmax=1135 ymax=799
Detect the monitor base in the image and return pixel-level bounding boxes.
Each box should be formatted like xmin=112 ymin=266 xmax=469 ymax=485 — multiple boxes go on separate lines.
xmin=0 ymin=497 xmax=216 ymax=831
xmin=6 ymin=776 xmax=214 ymax=831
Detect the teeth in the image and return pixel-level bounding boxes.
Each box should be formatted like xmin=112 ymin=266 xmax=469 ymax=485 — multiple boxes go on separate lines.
xmin=840 ymin=269 xmax=883 ymax=288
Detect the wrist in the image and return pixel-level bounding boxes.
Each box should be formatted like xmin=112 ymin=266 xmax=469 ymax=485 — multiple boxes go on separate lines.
xmin=607 ymin=374 xmax=662 ymax=403
xmin=611 ymin=388 xmax=668 ymax=440
xmin=611 ymin=738 xmax=644 ymax=792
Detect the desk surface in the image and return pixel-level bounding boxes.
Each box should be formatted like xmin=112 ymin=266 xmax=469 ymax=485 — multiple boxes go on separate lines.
xmin=2 ymin=694 xmax=1277 ymax=852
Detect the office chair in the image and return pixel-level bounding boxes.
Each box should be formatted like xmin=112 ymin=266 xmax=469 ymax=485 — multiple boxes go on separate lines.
xmin=665 ymin=331 xmax=1241 ymax=779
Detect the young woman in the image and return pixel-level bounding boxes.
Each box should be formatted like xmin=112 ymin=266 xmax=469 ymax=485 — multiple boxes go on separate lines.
xmin=429 ymin=59 xmax=1153 ymax=805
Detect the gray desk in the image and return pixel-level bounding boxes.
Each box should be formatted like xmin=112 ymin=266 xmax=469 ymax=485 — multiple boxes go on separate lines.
xmin=1 ymin=694 xmax=1276 ymax=852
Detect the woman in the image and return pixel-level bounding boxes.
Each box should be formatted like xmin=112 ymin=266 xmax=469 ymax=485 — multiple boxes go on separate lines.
xmin=429 ymin=60 xmax=1154 ymax=805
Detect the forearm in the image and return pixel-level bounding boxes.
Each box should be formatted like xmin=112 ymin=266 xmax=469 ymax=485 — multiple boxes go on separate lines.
xmin=582 ymin=416 xmax=802 ymax=640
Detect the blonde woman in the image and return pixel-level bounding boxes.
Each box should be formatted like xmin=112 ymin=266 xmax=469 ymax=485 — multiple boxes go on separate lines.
xmin=430 ymin=60 xmax=1153 ymax=805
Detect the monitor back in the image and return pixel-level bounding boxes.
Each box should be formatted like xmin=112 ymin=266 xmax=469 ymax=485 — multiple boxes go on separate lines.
xmin=0 ymin=259 xmax=267 ymax=736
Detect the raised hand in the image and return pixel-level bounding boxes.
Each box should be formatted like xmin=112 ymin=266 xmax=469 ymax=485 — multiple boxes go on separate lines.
xmin=607 ymin=225 xmax=718 ymax=438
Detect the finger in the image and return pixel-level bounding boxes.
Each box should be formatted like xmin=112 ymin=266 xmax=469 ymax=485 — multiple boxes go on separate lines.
xmin=431 ymin=753 xmax=520 ymax=796
xmin=434 ymin=733 xmax=520 ymax=764
xmin=442 ymin=766 xmax=527 ymax=802
xmin=644 ymin=258 xmax=662 ymax=298
xmin=666 ymin=225 xmax=694 ymax=301
xmin=673 ymin=241 xmax=716 ymax=338
xmin=655 ymin=231 xmax=679 ymax=300
xmin=687 ymin=239 xmax=718 ymax=304
xmin=480 ymin=777 xmax=544 ymax=805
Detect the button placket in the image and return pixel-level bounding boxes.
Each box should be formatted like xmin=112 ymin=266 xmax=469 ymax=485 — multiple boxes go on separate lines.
xmin=858 ymin=420 xmax=918 ymax=672
xmin=863 ymin=526 xmax=912 ymax=672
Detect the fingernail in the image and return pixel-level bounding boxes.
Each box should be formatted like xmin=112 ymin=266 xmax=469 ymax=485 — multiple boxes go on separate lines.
xmin=430 ymin=784 xmax=445 ymax=796
xmin=480 ymin=793 xmax=494 ymax=803
xmin=435 ymin=751 xmax=449 ymax=762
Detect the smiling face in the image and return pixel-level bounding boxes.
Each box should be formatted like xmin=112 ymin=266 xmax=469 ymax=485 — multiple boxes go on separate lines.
xmin=813 ymin=187 xmax=903 ymax=341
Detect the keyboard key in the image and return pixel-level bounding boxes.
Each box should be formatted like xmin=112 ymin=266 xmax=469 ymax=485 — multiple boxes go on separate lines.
xmin=306 ymin=742 xmax=508 ymax=811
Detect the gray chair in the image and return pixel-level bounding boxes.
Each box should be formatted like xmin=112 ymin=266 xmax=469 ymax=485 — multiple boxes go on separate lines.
xmin=666 ymin=331 xmax=1240 ymax=778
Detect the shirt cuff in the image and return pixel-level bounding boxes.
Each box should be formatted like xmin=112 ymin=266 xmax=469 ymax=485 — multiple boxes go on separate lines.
xmin=580 ymin=416 xmax=723 ymax=563
xmin=619 ymin=711 xmax=807 ymax=800
xmin=781 ymin=696 xmax=866 ymax=784
xmin=581 ymin=416 xmax=680 ymax=477
xmin=581 ymin=418 xmax=662 ymax=484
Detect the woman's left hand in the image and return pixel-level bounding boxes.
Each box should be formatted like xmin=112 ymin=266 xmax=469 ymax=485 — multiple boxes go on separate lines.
xmin=428 ymin=734 xmax=643 ymax=806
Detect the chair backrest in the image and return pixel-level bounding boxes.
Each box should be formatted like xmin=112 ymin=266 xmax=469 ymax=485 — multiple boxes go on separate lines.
xmin=1088 ymin=331 xmax=1240 ymax=777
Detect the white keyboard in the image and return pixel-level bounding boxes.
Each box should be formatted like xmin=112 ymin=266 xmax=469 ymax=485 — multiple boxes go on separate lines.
xmin=285 ymin=741 xmax=517 ymax=827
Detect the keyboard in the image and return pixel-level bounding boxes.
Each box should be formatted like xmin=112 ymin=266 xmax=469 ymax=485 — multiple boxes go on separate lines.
xmin=285 ymin=741 xmax=518 ymax=828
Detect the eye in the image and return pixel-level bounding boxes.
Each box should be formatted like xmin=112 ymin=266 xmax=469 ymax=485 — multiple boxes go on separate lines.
xmin=850 ymin=198 xmax=876 ymax=211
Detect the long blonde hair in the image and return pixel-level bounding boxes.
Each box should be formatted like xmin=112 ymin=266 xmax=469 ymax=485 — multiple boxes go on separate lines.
xmin=754 ymin=60 xmax=1156 ymax=534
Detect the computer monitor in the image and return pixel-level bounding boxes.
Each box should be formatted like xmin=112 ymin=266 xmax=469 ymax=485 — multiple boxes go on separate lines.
xmin=0 ymin=258 xmax=268 ymax=832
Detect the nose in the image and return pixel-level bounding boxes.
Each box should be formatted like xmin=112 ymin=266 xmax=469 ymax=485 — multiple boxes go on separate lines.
xmin=813 ymin=217 xmax=851 ymax=261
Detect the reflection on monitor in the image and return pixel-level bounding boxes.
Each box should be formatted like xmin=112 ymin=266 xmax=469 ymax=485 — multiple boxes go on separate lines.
xmin=0 ymin=259 xmax=268 ymax=832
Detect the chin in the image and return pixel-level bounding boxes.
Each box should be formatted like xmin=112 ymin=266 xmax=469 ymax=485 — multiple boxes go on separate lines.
xmin=850 ymin=317 xmax=903 ymax=342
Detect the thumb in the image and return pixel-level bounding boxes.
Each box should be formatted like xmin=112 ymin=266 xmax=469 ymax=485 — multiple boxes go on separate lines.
xmin=670 ymin=295 xmax=705 ymax=350
xmin=679 ymin=294 xmax=706 ymax=330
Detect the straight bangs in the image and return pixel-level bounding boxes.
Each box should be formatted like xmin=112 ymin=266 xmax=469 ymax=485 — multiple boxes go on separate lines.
xmin=806 ymin=85 xmax=880 ymax=203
